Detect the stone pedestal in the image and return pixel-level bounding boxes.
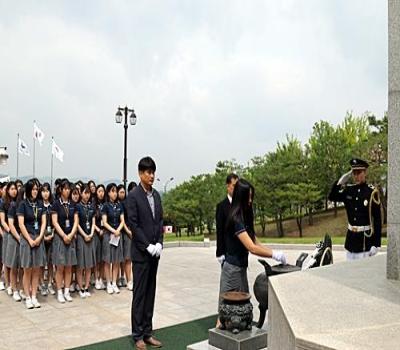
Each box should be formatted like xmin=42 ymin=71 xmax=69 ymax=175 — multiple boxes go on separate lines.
xmin=187 ymin=327 xmax=267 ymax=350
xmin=267 ymin=255 xmax=400 ymax=349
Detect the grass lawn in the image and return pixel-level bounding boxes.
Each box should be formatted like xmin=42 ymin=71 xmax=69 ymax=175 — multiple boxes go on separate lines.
xmin=163 ymin=208 xmax=388 ymax=246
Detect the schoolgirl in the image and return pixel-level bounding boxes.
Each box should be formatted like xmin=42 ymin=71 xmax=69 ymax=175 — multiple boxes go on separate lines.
xmin=101 ymin=183 xmax=124 ymax=294
xmin=76 ymin=184 xmax=96 ymax=298
xmin=51 ymin=179 xmax=78 ymax=303
xmin=94 ymin=184 xmax=105 ymax=290
xmin=88 ymin=180 xmax=97 ymax=199
xmin=117 ymin=184 xmax=133 ymax=291
xmin=17 ymin=179 xmax=47 ymax=309
xmin=1 ymin=182 xmax=20 ymax=299
xmin=39 ymin=183 xmax=55 ymax=296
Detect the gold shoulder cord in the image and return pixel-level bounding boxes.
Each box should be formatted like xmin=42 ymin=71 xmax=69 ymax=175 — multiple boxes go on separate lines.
xmin=365 ymin=188 xmax=381 ymax=239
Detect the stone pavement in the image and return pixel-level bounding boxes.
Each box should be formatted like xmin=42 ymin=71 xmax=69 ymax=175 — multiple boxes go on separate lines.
xmin=0 ymin=246 xmax=347 ymax=350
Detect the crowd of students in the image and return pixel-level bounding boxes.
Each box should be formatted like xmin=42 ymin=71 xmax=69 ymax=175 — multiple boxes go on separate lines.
xmin=0 ymin=178 xmax=137 ymax=309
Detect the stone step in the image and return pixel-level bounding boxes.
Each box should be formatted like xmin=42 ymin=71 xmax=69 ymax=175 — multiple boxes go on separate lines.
xmin=187 ymin=340 xmax=267 ymax=350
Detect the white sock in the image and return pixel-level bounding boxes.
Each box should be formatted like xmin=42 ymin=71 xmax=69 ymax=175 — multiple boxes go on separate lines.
xmin=58 ymin=289 xmax=63 ymax=296
xmin=64 ymin=288 xmax=70 ymax=294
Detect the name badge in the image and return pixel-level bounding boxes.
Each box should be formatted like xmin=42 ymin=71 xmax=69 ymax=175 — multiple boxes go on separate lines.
xmin=100 ymin=220 xmax=104 ymax=226
xmin=47 ymin=226 xmax=52 ymax=234
xmin=86 ymin=222 xmax=90 ymax=231
xmin=34 ymin=221 xmax=39 ymax=230
xmin=65 ymin=219 xmax=70 ymax=229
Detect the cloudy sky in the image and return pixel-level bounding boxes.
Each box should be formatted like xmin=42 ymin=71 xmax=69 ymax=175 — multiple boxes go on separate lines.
xmin=0 ymin=0 xmax=387 ymax=189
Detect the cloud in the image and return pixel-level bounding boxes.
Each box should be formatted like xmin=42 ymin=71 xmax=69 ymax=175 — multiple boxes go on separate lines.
xmin=0 ymin=0 xmax=387 ymax=187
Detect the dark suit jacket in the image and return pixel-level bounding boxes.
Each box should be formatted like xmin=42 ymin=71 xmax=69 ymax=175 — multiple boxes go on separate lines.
xmin=126 ymin=184 xmax=163 ymax=263
xmin=216 ymin=196 xmax=231 ymax=257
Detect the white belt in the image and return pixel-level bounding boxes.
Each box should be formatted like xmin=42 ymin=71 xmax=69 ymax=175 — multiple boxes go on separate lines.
xmin=348 ymin=224 xmax=371 ymax=232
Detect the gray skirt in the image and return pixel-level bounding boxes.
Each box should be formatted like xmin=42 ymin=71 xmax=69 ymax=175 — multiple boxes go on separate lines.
xmin=94 ymin=234 xmax=102 ymax=264
xmin=102 ymin=230 xmax=123 ymax=264
xmin=44 ymin=239 xmax=53 ymax=265
xmin=5 ymin=234 xmax=20 ymax=269
xmin=219 ymin=262 xmax=249 ymax=308
xmin=122 ymin=231 xmax=132 ymax=261
xmin=0 ymin=234 xmax=2 ymax=263
xmin=20 ymin=234 xmax=47 ymax=268
xmin=1 ymin=232 xmax=8 ymax=264
xmin=76 ymin=235 xmax=96 ymax=269
xmin=52 ymin=234 xmax=77 ymax=266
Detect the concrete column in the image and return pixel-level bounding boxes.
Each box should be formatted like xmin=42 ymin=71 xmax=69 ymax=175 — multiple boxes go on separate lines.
xmin=388 ymin=0 xmax=400 ymax=280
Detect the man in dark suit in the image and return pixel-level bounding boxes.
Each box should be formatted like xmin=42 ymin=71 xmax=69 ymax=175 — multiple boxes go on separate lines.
xmin=216 ymin=173 xmax=239 ymax=264
xmin=215 ymin=173 xmax=238 ymax=327
xmin=126 ymin=157 xmax=163 ymax=350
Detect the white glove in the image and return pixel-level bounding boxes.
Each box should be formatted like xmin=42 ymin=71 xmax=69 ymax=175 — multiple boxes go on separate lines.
xmin=338 ymin=170 xmax=353 ymax=186
xmin=146 ymin=244 xmax=157 ymax=256
xmin=155 ymin=243 xmax=163 ymax=257
xmin=272 ymin=251 xmax=287 ymax=265
xmin=217 ymin=255 xmax=225 ymax=265
xmin=369 ymin=246 xmax=379 ymax=257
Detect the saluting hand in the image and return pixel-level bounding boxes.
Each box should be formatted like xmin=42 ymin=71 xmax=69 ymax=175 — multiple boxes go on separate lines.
xmin=338 ymin=170 xmax=353 ymax=186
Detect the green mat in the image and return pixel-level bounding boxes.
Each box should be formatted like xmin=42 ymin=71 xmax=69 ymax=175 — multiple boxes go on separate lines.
xmin=70 ymin=314 xmax=217 ymax=350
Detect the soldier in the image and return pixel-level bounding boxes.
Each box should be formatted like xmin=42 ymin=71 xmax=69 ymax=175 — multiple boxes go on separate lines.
xmin=329 ymin=158 xmax=382 ymax=260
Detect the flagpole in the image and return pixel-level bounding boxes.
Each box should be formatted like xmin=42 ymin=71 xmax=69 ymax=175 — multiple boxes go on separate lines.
xmin=33 ymin=120 xmax=36 ymax=177
xmin=16 ymin=133 xmax=19 ymax=178
xmin=51 ymin=136 xmax=54 ymax=190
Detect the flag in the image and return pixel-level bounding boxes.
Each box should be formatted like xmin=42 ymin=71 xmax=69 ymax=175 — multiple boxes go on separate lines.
xmin=51 ymin=139 xmax=64 ymax=162
xmin=18 ymin=137 xmax=30 ymax=156
xmin=33 ymin=122 xmax=45 ymax=146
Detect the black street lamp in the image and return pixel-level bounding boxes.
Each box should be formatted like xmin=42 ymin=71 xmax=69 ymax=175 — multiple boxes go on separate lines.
xmin=115 ymin=106 xmax=137 ymax=189
xmin=0 ymin=147 xmax=9 ymax=166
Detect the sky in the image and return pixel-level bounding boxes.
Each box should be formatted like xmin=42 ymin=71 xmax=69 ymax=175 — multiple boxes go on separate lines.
xmin=0 ymin=0 xmax=388 ymax=190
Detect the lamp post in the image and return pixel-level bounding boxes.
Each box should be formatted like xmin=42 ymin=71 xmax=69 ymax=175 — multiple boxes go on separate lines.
xmin=157 ymin=177 xmax=174 ymax=194
xmin=115 ymin=106 xmax=137 ymax=190
xmin=0 ymin=147 xmax=9 ymax=166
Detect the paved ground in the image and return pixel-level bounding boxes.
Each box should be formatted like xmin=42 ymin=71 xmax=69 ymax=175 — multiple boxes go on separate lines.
xmin=0 ymin=246 xmax=347 ymax=350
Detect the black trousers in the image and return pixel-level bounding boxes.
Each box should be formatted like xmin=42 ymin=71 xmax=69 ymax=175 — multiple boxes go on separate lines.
xmin=131 ymin=258 xmax=159 ymax=341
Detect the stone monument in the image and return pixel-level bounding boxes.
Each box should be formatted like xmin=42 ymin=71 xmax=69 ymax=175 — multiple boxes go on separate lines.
xmin=388 ymin=0 xmax=400 ymax=281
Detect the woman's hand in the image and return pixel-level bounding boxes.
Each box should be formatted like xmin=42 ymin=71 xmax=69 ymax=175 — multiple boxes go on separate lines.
xmin=272 ymin=250 xmax=287 ymax=265
xmin=63 ymin=235 xmax=71 ymax=244
xmin=29 ymin=238 xmax=36 ymax=248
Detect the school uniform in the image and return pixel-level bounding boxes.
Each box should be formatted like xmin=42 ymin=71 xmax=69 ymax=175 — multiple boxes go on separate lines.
xmin=94 ymin=202 xmax=104 ymax=264
xmin=0 ymin=199 xmax=6 ymax=264
xmin=76 ymin=202 xmax=96 ymax=269
xmin=5 ymin=201 xmax=21 ymax=269
xmin=219 ymin=221 xmax=251 ymax=300
xmin=17 ymin=200 xmax=47 ymax=268
xmin=43 ymin=202 xmax=54 ymax=265
xmin=51 ymin=199 xmax=77 ymax=266
xmin=101 ymin=201 xmax=124 ymax=264
xmin=121 ymin=200 xmax=132 ymax=261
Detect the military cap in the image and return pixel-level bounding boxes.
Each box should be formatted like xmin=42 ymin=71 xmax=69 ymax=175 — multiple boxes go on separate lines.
xmin=350 ymin=158 xmax=369 ymax=170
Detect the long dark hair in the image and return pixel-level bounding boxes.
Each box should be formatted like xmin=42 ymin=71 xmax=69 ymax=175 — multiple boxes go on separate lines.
xmin=94 ymin=184 xmax=105 ymax=206
xmin=226 ymin=179 xmax=255 ymax=240
xmin=40 ymin=182 xmax=53 ymax=203
xmin=117 ymin=184 xmax=126 ymax=201
xmin=25 ymin=179 xmax=39 ymax=201
xmin=105 ymin=183 xmax=117 ymax=202
xmin=3 ymin=181 xmax=17 ymax=211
